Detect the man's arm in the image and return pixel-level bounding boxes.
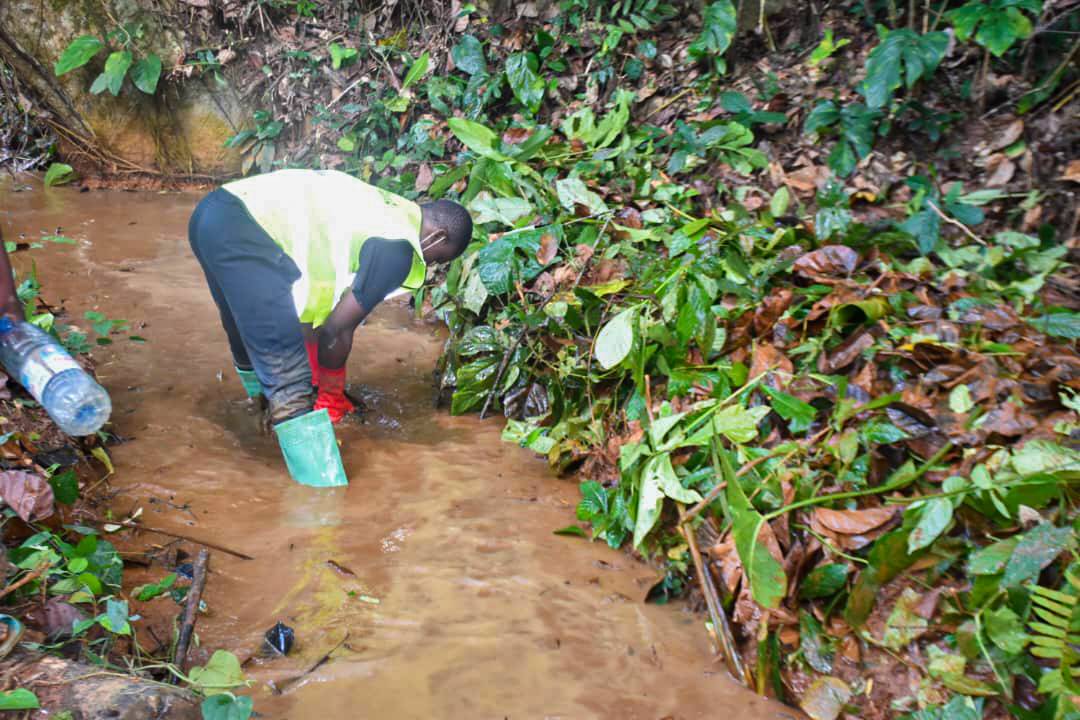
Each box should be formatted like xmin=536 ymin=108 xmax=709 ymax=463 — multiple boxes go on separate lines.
xmin=316 ymin=292 xmax=372 ymax=369
xmin=0 ymin=231 xmax=25 ymax=321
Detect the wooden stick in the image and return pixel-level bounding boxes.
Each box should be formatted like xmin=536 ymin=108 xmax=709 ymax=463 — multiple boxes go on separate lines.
xmin=680 ymin=450 xmax=784 ymax=526
xmin=0 ymin=562 xmax=50 ymax=601
xmin=173 ymin=549 xmax=209 ymax=674
xmin=678 ymin=508 xmax=749 ymax=687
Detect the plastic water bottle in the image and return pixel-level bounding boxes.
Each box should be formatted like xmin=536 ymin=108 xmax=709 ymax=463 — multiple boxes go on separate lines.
xmin=0 ymin=318 xmax=111 ymax=436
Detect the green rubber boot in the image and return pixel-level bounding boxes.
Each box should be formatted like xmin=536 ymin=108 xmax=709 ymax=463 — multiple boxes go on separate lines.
xmin=236 ymin=366 xmax=262 ymax=398
xmin=273 ymin=409 xmax=348 ymax=487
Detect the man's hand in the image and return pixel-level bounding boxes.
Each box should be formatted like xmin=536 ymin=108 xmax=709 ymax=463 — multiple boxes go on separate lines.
xmin=313 ymin=366 xmax=354 ymax=423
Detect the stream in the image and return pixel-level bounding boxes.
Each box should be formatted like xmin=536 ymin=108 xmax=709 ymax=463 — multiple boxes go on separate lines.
xmin=2 ymin=176 xmax=795 ymax=719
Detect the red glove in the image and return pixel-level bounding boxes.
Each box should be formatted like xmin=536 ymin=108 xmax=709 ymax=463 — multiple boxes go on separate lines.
xmin=305 ymin=339 xmax=319 ymax=387
xmin=313 ymin=366 xmax=354 ymax=423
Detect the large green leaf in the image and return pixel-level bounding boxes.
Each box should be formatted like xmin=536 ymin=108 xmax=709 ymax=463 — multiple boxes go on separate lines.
xmin=860 ymin=28 xmax=949 ymax=109
xmin=947 ymin=1 xmax=1039 ymax=56
xmin=0 ymin=689 xmax=39 ymax=710
xmin=505 ymin=53 xmax=544 ymax=114
xmin=1028 ymin=312 xmax=1080 ymax=339
xmin=725 ymin=451 xmax=786 ymax=609
xmin=448 ymin=118 xmax=509 ymax=161
xmin=401 ymin=51 xmax=429 ymax=90
xmin=55 ymin=36 xmax=104 ymax=76
xmin=131 ymin=53 xmax=161 ymax=94
xmin=595 ymin=307 xmax=636 ymax=370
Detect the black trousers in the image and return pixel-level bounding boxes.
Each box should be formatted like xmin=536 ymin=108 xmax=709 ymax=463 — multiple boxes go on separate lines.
xmin=188 ymin=188 xmax=313 ymax=423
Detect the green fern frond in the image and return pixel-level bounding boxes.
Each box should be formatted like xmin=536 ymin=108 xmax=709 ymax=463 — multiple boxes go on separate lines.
xmin=1029 ymin=578 xmax=1080 ymax=701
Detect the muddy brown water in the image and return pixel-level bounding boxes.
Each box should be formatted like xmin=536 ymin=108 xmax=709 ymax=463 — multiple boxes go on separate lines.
xmin=2 ymin=176 xmax=796 ymax=720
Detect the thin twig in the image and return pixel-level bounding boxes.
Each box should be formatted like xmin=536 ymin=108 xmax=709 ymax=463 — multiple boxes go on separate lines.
xmin=172 ymin=549 xmax=209 ymax=675
xmin=271 ymin=632 xmax=350 ymax=695
xmin=0 ymin=562 xmax=50 ymax=601
xmin=678 ymin=506 xmax=750 ymax=687
xmin=95 ymin=520 xmax=254 ymax=560
xmin=926 ymin=199 xmax=985 ymax=245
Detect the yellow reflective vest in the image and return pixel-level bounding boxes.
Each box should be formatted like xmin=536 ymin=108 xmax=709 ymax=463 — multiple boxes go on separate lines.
xmin=224 ymin=169 xmax=426 ymax=327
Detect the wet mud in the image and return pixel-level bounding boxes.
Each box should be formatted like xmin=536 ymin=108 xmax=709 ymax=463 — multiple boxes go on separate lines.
xmin=1 ymin=176 xmax=797 ymax=719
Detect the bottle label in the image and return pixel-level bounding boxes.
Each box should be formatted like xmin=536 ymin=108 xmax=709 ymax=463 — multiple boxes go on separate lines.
xmin=20 ymin=346 xmax=83 ymax=400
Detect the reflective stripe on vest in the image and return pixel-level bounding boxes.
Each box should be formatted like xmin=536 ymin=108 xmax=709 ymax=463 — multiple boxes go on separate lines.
xmin=223 ymin=169 xmax=426 ymax=327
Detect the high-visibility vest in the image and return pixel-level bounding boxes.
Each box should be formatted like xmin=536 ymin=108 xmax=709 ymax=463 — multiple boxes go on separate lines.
xmin=223 ymin=169 xmax=426 ymax=327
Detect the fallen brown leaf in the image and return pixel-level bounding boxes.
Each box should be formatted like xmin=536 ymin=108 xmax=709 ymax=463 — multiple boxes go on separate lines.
xmin=813 ymin=507 xmax=895 ymax=535
xmin=536 ymin=233 xmax=559 ymax=265
xmin=414 ymin=163 xmax=434 ymax=192
xmin=0 ymin=470 xmax=54 ymax=523
xmin=794 ymin=246 xmax=859 ymax=282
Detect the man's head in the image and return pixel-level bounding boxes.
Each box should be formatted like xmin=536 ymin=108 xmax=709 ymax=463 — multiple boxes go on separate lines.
xmin=419 ymin=199 xmax=473 ymax=264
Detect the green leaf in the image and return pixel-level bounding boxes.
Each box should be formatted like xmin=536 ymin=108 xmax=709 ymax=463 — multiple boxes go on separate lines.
xmin=0 ymin=689 xmax=39 ymax=710
xmin=1028 ymin=312 xmax=1080 ymax=339
xmin=54 ymin=36 xmax=104 ymax=76
xmin=100 ymin=597 xmax=131 ymax=635
xmin=553 ymin=525 xmax=586 ymax=537
xmin=189 ymin=650 xmax=249 ymax=695
xmin=48 ymin=469 xmax=79 ymax=505
xmin=906 ymin=497 xmax=953 ymax=553
xmin=901 ymin=207 xmax=941 ymax=255
xmin=402 ymin=51 xmax=429 ymax=90
xmin=646 ymin=453 xmax=702 ymax=504
xmin=43 ymin=163 xmax=76 ymax=187
xmin=770 ymin=186 xmax=791 ymax=217
xmin=130 ymin=54 xmax=161 ymax=94
xmin=800 ymin=610 xmax=833 ymax=673
xmin=577 ymin=480 xmax=609 ymax=521
xmin=448 ymin=118 xmax=510 ymax=161
xmin=725 ymin=451 xmax=786 ymax=609
xmin=713 ymin=405 xmax=769 ymax=444
xmin=595 ymin=307 xmax=636 ymax=370
xmin=949 ymin=384 xmax=974 ymax=413
xmin=690 ymin=1 xmax=736 ymax=60
xmin=985 ymin=605 xmax=1030 ymax=654
xmin=468 ymin=193 xmax=533 ymax=228
xmin=634 ymin=460 xmax=666 ymax=548
xmin=555 ymin=177 xmax=608 ymax=215
xmin=201 ymin=693 xmax=254 ymax=720
xmin=799 ymin=563 xmax=850 ymax=600
xmin=505 ymin=53 xmax=544 ymax=114
xmin=451 ymin=35 xmax=486 ymax=76
xmin=91 ymin=50 xmax=133 ymax=96
xmin=762 ymin=386 xmax=816 ymax=434
xmin=134 ymin=573 xmax=177 ymax=601
xmin=860 ymin=28 xmax=949 ymax=109
xmin=1002 ymin=523 xmax=1073 ymax=587
xmin=968 ymin=536 xmax=1019 ymax=575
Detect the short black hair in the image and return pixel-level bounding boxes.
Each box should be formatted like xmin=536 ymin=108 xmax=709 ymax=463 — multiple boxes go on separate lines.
xmin=421 ymin=199 xmax=473 ymax=257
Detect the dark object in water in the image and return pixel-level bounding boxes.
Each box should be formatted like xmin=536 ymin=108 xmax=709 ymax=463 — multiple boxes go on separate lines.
xmin=265 ymin=621 xmax=295 ymax=656
xmin=32 ymin=446 xmax=82 ymax=468
xmin=176 ymin=562 xmax=195 ymax=580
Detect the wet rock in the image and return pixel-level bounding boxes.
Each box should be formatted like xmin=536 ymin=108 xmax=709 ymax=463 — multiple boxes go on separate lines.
xmin=1 ymin=649 xmax=201 ymax=720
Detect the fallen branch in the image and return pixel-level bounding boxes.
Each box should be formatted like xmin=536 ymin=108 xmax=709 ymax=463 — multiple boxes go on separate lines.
xmin=479 ymin=288 xmax=556 ymax=421
xmin=172 ymin=549 xmax=209 ymax=675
